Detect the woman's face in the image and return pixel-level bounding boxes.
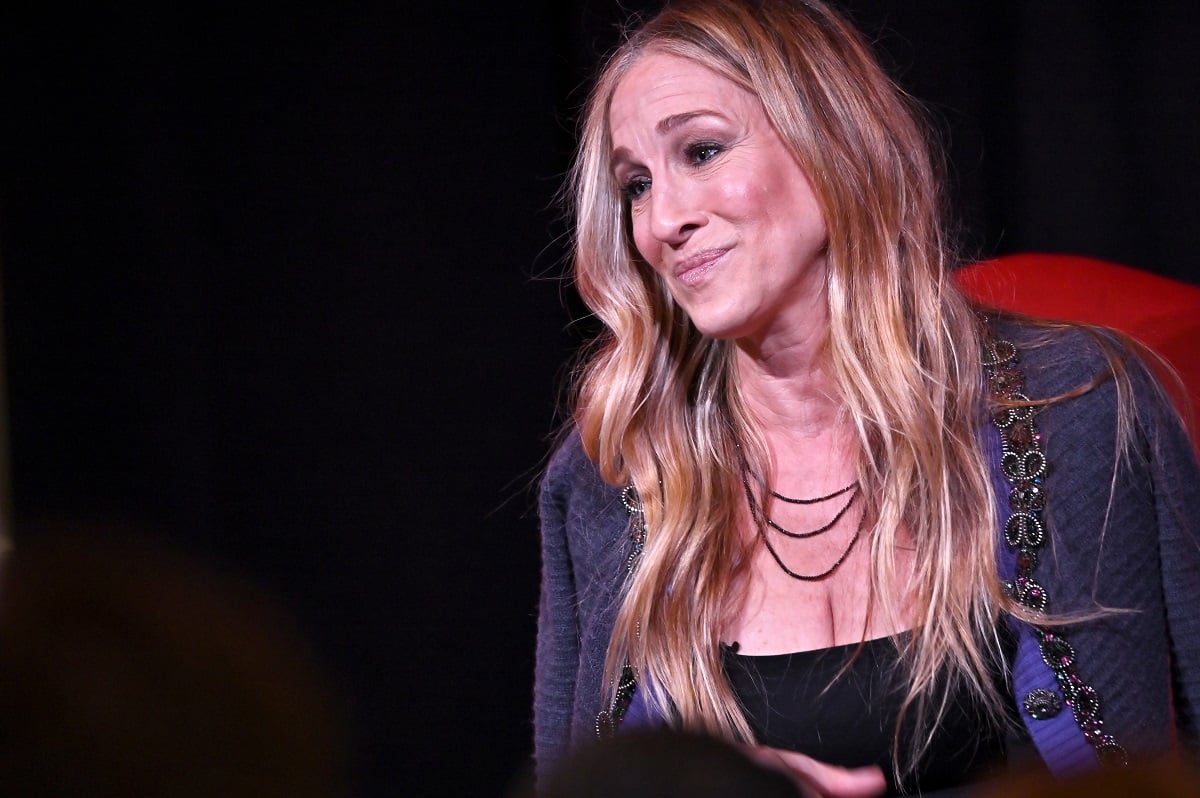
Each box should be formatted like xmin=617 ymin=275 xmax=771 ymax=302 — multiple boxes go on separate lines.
xmin=609 ymin=52 xmax=829 ymax=346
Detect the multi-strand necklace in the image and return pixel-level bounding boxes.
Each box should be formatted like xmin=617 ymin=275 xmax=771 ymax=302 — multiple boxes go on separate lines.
xmin=738 ymin=454 xmax=863 ymax=581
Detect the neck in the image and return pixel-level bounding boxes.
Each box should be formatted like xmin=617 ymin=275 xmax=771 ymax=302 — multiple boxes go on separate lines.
xmin=733 ymin=321 xmax=857 ymax=492
xmin=735 ymin=328 xmax=841 ymax=438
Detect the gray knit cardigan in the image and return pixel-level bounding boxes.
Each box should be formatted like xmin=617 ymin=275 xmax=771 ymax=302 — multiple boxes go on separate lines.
xmin=534 ymin=322 xmax=1200 ymax=785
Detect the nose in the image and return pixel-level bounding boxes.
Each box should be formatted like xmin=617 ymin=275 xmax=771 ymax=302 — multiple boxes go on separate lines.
xmin=645 ymin=177 xmax=704 ymax=246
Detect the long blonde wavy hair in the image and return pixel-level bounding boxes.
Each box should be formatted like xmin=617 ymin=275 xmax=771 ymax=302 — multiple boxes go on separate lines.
xmin=568 ymin=0 xmax=1011 ymax=774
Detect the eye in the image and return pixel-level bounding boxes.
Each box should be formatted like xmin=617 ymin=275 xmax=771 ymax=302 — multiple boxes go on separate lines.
xmin=622 ymin=176 xmax=651 ymax=201
xmin=686 ymin=142 xmax=723 ymax=165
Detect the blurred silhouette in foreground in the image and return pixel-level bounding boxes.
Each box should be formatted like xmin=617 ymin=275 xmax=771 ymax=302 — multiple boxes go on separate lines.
xmin=509 ymin=728 xmax=801 ymax=798
xmin=512 ymin=727 xmax=1200 ymax=798
xmin=971 ymin=755 xmax=1200 ymax=798
xmin=0 ymin=523 xmax=351 ymax=797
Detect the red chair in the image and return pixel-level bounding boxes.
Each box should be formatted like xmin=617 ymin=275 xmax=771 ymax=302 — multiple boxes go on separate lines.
xmin=955 ymin=252 xmax=1200 ymax=452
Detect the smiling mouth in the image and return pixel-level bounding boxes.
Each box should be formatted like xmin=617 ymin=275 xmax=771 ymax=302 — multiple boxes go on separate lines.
xmin=674 ymin=248 xmax=728 ymax=286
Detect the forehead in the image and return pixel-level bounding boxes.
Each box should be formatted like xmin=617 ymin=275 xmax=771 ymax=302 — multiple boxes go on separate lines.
xmin=608 ymin=51 xmax=759 ymax=140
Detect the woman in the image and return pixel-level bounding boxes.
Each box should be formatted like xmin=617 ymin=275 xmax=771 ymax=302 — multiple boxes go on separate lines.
xmin=535 ymin=1 xmax=1200 ymax=794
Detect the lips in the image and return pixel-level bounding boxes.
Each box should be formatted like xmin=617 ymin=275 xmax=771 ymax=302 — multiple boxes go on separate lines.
xmin=674 ymin=247 xmax=729 ymax=287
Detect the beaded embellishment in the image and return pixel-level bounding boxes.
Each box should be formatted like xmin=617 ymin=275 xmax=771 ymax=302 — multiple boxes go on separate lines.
xmin=620 ymin=485 xmax=646 ymax=575
xmin=1022 ymin=688 xmax=1064 ymax=721
xmin=596 ymin=487 xmax=646 ymax=739
xmin=982 ymin=323 xmax=1129 ymax=767
xmin=595 ymin=665 xmax=637 ymax=740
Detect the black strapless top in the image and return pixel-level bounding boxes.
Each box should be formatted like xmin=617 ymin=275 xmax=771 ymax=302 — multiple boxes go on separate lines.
xmin=722 ymin=636 xmax=1007 ymax=795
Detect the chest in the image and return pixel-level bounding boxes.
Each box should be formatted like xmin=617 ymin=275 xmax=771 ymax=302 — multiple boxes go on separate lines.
xmin=724 ymin=505 xmax=915 ymax=653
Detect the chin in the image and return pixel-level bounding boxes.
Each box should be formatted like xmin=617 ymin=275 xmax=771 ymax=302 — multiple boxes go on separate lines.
xmin=687 ymin=317 xmax=751 ymax=341
xmin=678 ymin=300 xmax=757 ymax=341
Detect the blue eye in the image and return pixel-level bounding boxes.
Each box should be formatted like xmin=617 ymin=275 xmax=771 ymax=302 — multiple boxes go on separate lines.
xmin=622 ymin=176 xmax=651 ymax=200
xmin=687 ymin=142 xmax=722 ymax=164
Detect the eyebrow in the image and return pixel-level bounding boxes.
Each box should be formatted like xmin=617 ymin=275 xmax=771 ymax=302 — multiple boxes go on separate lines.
xmin=656 ymin=110 xmax=723 ymax=135
xmin=610 ymin=109 xmax=728 ymax=169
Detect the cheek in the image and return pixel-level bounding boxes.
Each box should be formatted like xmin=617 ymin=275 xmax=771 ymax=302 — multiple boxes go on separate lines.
xmin=716 ymin=177 xmax=765 ymax=221
xmin=629 ymin=213 xmax=661 ymax=269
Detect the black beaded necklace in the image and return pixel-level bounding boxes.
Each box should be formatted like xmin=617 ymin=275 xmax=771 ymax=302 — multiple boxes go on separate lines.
xmin=771 ymin=480 xmax=857 ymax=505
xmin=737 ymin=452 xmax=864 ymax=581
xmin=762 ymin=483 xmax=860 ymax=539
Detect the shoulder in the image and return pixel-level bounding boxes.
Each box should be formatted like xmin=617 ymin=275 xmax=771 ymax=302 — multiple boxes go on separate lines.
xmin=540 ymin=428 xmax=627 ymax=535
xmin=538 ymin=428 xmax=634 ymax=609
xmin=994 ymin=317 xmax=1185 ymax=439
xmin=993 ymin=318 xmax=1133 ymax=400
xmin=543 ymin=428 xmax=609 ymax=502
xmin=995 ymin=317 xmax=1193 ymax=566
xmin=988 ymin=316 xmax=1185 ymax=528
xmin=545 ymin=427 xmax=593 ymax=482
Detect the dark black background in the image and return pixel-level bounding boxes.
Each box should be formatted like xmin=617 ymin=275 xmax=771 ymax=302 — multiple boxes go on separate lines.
xmin=2 ymin=2 xmax=1196 ymax=795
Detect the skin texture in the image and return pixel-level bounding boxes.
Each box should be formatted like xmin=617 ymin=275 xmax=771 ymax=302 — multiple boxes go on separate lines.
xmin=609 ymin=52 xmax=889 ymax=797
